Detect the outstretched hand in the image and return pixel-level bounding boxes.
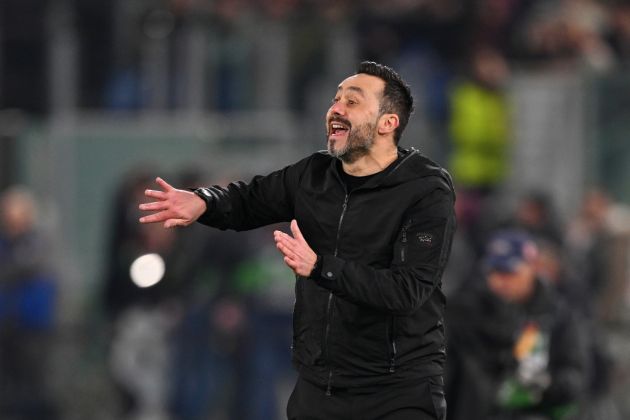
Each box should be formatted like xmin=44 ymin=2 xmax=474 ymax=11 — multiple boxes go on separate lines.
xmin=274 ymin=220 xmax=318 ymax=277
xmin=138 ymin=177 xmax=207 ymax=228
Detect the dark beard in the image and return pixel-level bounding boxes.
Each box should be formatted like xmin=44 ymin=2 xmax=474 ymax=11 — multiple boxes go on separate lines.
xmin=327 ymin=121 xmax=376 ymax=164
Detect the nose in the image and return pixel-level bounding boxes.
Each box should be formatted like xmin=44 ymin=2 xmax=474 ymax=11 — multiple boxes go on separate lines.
xmin=329 ymin=101 xmax=346 ymax=116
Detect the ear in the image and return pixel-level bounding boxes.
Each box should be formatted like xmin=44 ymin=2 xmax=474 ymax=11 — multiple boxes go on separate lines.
xmin=377 ymin=114 xmax=399 ymax=137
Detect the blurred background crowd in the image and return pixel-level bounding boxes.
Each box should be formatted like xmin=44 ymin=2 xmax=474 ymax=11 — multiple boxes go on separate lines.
xmin=1 ymin=0 xmax=630 ymax=419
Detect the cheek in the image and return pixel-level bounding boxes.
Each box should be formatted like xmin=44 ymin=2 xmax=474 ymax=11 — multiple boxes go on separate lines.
xmin=487 ymin=277 xmax=502 ymax=294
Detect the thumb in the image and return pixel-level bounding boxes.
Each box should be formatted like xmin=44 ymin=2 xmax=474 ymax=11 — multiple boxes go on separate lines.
xmin=290 ymin=219 xmax=305 ymax=242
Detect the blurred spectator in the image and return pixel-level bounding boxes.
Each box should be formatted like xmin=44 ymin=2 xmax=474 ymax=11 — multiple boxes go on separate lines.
xmin=167 ymin=171 xmax=252 ymax=420
xmin=565 ymin=188 xmax=630 ymax=321
xmin=231 ymin=224 xmax=297 ymax=420
xmin=103 ymin=170 xmax=181 ymax=418
xmin=0 ymin=186 xmax=58 ymax=419
xmin=606 ymin=2 xmax=630 ymax=64
xmin=103 ymin=169 xmax=158 ymax=317
xmin=534 ymin=239 xmax=583 ymax=311
xmin=565 ymin=189 xmax=613 ymax=316
xmin=471 ymin=0 xmax=531 ymax=55
xmin=512 ymin=191 xmax=565 ymax=248
xmin=104 ymin=169 xmax=254 ymax=419
xmin=448 ymin=45 xmax=511 ymax=194
xmin=514 ymin=0 xmax=615 ymax=72
xmin=441 ymin=197 xmax=478 ymax=297
xmin=535 ymin=238 xmax=620 ymax=419
xmin=447 ymin=45 xmax=511 ymax=247
xmin=564 ymin=188 xmax=630 ymax=419
xmin=446 ymin=230 xmax=588 ymax=420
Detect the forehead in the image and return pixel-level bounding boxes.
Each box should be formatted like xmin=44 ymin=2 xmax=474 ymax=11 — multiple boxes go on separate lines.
xmin=337 ymin=74 xmax=384 ymax=99
xmin=489 ymin=262 xmax=531 ymax=279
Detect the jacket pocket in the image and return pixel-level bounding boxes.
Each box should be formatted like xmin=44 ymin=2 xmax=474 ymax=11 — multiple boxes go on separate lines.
xmin=292 ymin=277 xmax=324 ymax=364
xmin=393 ymin=219 xmax=414 ymax=264
xmin=393 ymin=216 xmax=452 ymax=271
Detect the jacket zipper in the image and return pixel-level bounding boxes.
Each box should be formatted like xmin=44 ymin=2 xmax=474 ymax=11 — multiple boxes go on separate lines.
xmin=400 ymin=219 xmax=412 ymax=263
xmin=387 ymin=220 xmax=411 ymax=373
xmin=324 ymin=193 xmax=349 ymax=396
xmin=388 ymin=317 xmax=397 ymax=373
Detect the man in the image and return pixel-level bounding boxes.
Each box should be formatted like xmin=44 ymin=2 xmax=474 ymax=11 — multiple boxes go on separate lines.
xmin=139 ymin=61 xmax=456 ymax=420
xmin=0 ymin=187 xmax=58 ymax=418
xmin=446 ymin=230 xmax=588 ymax=420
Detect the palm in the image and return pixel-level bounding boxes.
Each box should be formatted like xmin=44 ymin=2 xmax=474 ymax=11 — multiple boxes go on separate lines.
xmin=138 ymin=177 xmax=207 ymax=228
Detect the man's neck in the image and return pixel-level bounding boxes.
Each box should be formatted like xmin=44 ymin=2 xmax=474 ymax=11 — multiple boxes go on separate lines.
xmin=341 ymin=142 xmax=399 ymax=176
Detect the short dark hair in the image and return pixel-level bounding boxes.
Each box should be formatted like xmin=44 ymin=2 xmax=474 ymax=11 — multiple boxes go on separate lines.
xmin=356 ymin=61 xmax=414 ymax=144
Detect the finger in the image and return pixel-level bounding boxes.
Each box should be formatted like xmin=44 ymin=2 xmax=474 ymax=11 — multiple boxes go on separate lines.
xmin=277 ymin=237 xmax=300 ymax=257
xmin=290 ymin=219 xmax=305 ymax=242
xmin=155 ymin=177 xmax=174 ymax=192
xmin=276 ymin=241 xmax=298 ymax=260
xmin=139 ymin=211 xmax=171 ymax=224
xmin=145 ymin=189 xmax=168 ymax=200
xmin=139 ymin=201 xmax=168 ymax=211
xmin=274 ymin=231 xmax=297 ymax=248
xmin=164 ymin=219 xmax=187 ymax=228
xmin=284 ymin=256 xmax=298 ymax=270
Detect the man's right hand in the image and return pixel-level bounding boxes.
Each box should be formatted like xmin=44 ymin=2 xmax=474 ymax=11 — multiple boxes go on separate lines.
xmin=138 ymin=177 xmax=207 ymax=228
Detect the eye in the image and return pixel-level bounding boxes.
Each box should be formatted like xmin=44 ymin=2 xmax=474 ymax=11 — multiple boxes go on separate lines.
xmin=348 ymin=99 xmax=357 ymax=105
xmin=331 ymin=97 xmax=340 ymax=104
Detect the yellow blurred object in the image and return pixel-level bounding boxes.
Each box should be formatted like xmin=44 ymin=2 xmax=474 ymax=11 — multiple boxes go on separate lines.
xmin=448 ymin=82 xmax=510 ymax=188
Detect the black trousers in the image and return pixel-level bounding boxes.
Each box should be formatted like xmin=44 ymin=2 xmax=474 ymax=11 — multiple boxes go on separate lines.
xmin=287 ymin=375 xmax=446 ymax=420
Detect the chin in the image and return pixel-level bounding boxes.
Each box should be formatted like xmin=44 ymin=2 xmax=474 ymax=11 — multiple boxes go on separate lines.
xmin=328 ymin=137 xmax=347 ymax=152
xmin=327 ymin=139 xmax=337 ymax=153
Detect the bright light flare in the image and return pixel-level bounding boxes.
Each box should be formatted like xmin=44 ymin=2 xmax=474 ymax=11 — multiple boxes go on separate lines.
xmin=130 ymin=253 xmax=165 ymax=288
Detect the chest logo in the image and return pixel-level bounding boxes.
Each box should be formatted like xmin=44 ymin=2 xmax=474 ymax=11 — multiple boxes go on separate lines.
xmin=416 ymin=233 xmax=434 ymax=247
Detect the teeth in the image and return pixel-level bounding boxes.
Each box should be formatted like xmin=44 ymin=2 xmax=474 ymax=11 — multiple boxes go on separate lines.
xmin=331 ymin=123 xmax=346 ymax=129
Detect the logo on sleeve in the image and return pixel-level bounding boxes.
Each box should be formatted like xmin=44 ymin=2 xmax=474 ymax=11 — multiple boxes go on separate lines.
xmin=416 ymin=233 xmax=434 ymax=247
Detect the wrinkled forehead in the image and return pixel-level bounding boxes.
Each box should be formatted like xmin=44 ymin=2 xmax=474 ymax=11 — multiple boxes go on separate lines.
xmin=337 ymin=74 xmax=385 ymax=100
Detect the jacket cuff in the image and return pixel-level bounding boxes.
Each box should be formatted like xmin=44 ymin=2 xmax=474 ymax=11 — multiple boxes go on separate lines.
xmin=311 ymin=255 xmax=345 ymax=291
xmin=192 ymin=188 xmax=216 ymax=224
xmin=308 ymin=255 xmax=322 ymax=279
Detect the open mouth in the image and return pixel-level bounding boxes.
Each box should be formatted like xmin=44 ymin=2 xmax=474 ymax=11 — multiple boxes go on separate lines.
xmin=329 ymin=120 xmax=350 ymax=138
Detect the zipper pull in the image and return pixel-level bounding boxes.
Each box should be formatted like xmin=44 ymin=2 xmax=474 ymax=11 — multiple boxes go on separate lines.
xmin=389 ymin=341 xmax=397 ymax=373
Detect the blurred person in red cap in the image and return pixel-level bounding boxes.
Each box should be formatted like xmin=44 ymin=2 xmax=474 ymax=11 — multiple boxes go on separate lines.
xmin=138 ymin=61 xmax=456 ymax=420
xmin=445 ymin=230 xmax=588 ymax=420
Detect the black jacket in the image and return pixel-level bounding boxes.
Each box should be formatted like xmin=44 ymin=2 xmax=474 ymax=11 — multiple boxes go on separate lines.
xmin=445 ymin=278 xmax=588 ymax=419
xmin=195 ymin=147 xmax=456 ymax=389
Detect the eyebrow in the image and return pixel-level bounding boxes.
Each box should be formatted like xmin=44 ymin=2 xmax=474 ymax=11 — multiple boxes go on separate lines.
xmin=336 ymin=85 xmax=366 ymax=98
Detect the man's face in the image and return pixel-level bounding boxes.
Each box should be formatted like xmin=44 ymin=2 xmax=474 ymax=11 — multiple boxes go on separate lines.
xmin=486 ymin=262 xmax=536 ymax=304
xmin=0 ymin=192 xmax=35 ymax=238
xmin=325 ymin=74 xmax=384 ymax=163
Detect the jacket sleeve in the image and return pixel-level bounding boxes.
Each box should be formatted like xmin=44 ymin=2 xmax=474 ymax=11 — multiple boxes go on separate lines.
xmin=193 ymin=155 xmax=311 ymax=231
xmin=310 ymin=183 xmax=456 ymax=315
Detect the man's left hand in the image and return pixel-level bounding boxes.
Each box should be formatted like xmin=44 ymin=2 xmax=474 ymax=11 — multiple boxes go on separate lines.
xmin=274 ymin=219 xmax=318 ymax=277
